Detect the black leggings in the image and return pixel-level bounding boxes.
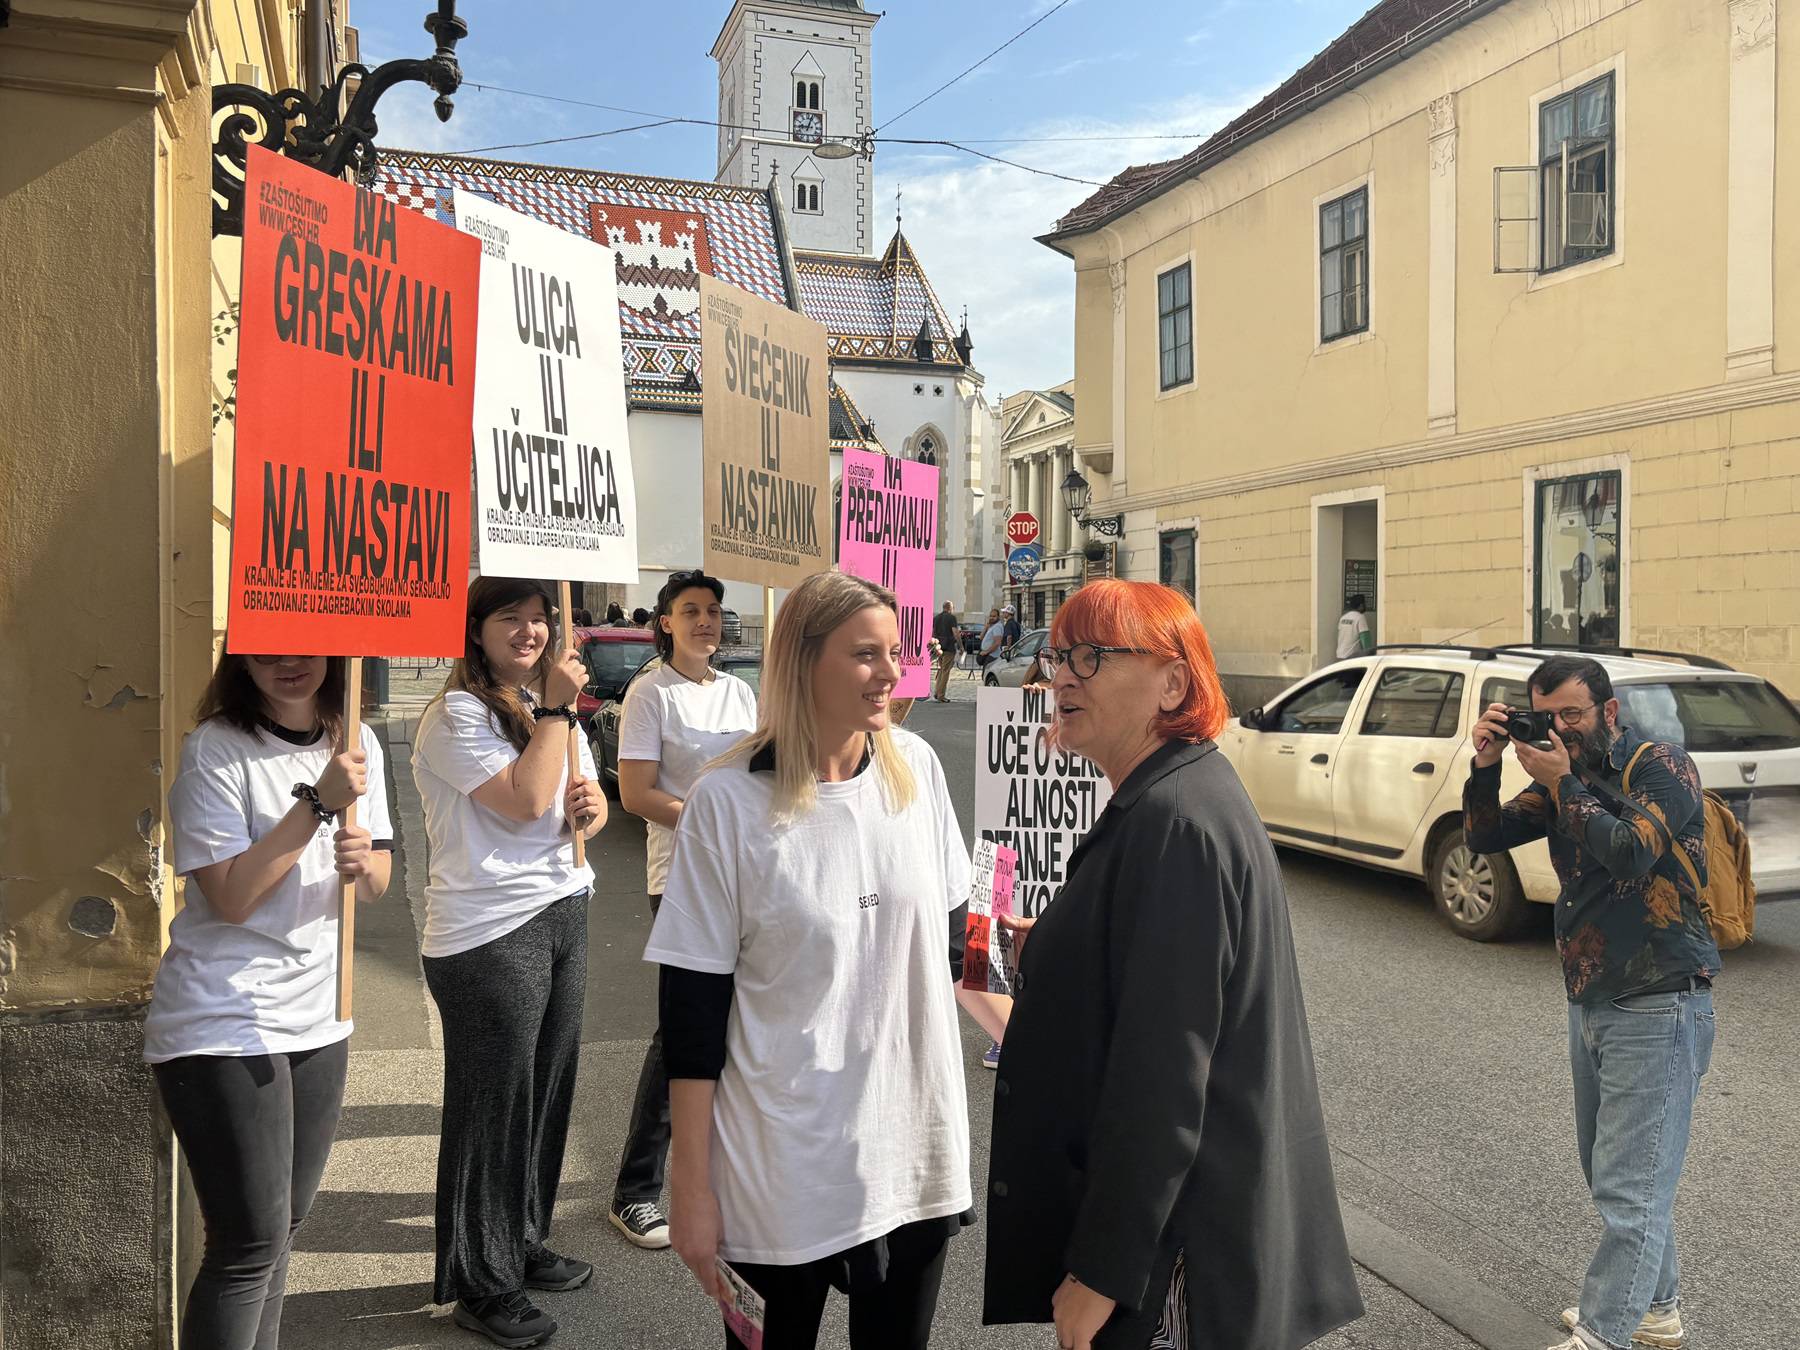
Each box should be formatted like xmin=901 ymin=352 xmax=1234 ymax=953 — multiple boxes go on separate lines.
xmin=724 ymin=1218 xmax=955 ymax=1350
xmin=422 ymin=889 xmax=588 ymax=1303
xmin=153 ymin=1038 xmax=350 ymax=1350
xmin=613 ymin=894 xmax=670 ymax=1205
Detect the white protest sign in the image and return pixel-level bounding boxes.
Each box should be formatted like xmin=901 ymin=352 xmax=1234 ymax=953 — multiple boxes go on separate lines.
xmin=975 ymin=686 xmax=1112 ymax=918
xmin=456 ymin=190 xmax=638 ymax=582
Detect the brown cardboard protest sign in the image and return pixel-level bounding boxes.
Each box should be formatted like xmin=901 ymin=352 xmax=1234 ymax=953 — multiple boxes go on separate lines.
xmin=699 ymin=274 xmax=831 ymax=591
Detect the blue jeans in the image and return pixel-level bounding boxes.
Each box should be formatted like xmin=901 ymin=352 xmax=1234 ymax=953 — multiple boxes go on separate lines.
xmin=1567 ymin=987 xmax=1715 ymax=1350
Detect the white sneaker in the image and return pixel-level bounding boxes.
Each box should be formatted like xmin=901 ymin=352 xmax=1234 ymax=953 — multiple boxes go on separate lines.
xmin=1560 ymin=1305 xmax=1685 ymax=1349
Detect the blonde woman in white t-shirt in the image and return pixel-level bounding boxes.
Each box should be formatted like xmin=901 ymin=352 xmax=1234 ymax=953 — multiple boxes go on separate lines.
xmin=412 ymin=577 xmax=606 ymax=1349
xmin=607 ymin=569 xmax=757 ymax=1253
xmin=647 ymin=571 xmax=1010 ymax=1350
xmin=150 ymin=652 xmax=392 ymax=1350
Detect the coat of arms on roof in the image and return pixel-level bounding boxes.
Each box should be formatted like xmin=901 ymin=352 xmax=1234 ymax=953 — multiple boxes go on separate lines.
xmin=588 ymin=204 xmax=717 ymax=324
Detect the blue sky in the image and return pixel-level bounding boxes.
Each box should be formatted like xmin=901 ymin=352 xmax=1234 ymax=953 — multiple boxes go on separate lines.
xmin=359 ymin=0 xmax=1378 ymax=396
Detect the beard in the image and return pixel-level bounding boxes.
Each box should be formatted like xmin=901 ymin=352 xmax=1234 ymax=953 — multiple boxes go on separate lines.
xmin=1562 ymin=722 xmax=1617 ymax=775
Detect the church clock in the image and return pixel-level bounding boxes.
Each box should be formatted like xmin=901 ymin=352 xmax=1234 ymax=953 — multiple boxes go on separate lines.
xmin=792 ymin=109 xmax=824 ymax=144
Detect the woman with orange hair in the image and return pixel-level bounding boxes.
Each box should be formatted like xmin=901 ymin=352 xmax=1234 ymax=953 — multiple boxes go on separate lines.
xmin=980 ymin=580 xmax=1362 ymax=1350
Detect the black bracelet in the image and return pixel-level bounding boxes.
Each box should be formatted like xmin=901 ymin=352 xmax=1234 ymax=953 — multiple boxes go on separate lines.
xmin=291 ymin=782 xmax=335 ymax=823
xmin=532 ymin=704 xmax=578 ymax=727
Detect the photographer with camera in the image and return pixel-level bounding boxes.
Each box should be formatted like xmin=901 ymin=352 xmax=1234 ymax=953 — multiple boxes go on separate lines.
xmin=1464 ymin=655 xmax=1718 ymax=1350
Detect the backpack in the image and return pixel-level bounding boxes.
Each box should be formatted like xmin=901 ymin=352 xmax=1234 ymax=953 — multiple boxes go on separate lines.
xmin=1614 ymin=742 xmax=1757 ymax=950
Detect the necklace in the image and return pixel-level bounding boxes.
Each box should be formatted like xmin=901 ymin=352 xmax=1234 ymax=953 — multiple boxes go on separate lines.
xmin=670 ymin=657 xmax=713 ymax=685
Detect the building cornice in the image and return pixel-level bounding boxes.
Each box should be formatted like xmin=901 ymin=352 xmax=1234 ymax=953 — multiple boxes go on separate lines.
xmin=0 ymin=0 xmax=206 ymax=102
xmin=1092 ymin=369 xmax=1800 ymax=515
xmin=711 ymin=0 xmax=878 ymax=60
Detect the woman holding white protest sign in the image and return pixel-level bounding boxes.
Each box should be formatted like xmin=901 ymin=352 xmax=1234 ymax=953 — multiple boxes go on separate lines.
xmin=649 ymin=570 xmax=1008 ymax=1350
xmin=607 ymin=568 xmax=758 ymax=1252
xmin=981 ymin=580 xmax=1361 ymax=1350
xmin=149 ymin=652 xmax=393 ymax=1350
xmin=412 ymin=577 xmax=606 ymax=1349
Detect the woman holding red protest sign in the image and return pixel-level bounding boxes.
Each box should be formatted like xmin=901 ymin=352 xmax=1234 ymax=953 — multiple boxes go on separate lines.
xmin=412 ymin=577 xmax=606 ymax=1348
xmin=649 ymin=571 xmax=1008 ymax=1350
xmin=148 ymin=653 xmax=393 ymax=1350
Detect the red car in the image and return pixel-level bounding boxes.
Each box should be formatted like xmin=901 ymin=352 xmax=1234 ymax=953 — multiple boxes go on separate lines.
xmin=572 ymin=626 xmax=658 ymax=727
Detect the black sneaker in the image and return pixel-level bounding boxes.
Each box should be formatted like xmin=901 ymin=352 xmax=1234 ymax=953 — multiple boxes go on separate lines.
xmin=524 ymin=1243 xmax=593 ymax=1292
xmin=453 ymin=1290 xmax=557 ymax=1348
xmin=608 ymin=1199 xmax=672 ymax=1250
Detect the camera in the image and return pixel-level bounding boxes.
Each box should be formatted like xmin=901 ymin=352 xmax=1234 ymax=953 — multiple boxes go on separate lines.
xmin=1504 ymin=709 xmax=1557 ymax=749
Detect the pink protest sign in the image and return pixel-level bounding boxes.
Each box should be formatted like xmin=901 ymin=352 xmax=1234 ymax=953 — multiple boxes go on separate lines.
xmin=838 ymin=448 xmax=939 ymax=697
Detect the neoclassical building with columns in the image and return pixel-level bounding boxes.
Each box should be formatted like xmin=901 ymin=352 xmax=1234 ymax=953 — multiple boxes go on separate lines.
xmin=999 ymin=385 xmax=1087 ymax=628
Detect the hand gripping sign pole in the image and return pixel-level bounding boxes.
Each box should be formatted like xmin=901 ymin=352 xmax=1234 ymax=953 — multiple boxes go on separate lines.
xmin=336 ymin=660 xmax=364 ymax=1020
xmin=560 ymin=580 xmax=586 ymax=869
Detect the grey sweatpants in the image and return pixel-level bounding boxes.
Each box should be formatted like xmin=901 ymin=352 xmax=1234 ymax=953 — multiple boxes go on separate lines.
xmin=422 ymin=888 xmax=589 ymax=1303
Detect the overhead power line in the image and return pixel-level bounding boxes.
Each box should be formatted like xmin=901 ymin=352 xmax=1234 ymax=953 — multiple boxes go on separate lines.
xmin=875 ymin=0 xmax=1075 ymax=133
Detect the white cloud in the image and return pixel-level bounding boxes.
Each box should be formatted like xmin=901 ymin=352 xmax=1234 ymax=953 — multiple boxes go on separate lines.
xmin=880 ymin=85 xmax=1268 ymax=399
xmin=1184 ymin=28 xmax=1213 ymax=45
xmin=1036 ymin=51 xmax=1134 ymax=78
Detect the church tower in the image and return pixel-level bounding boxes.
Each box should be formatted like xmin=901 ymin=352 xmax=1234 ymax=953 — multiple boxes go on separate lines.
xmin=712 ymin=0 xmax=878 ymax=255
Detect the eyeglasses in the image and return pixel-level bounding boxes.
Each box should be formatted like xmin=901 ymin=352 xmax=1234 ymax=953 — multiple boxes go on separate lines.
xmin=1551 ymin=703 xmax=1599 ymax=727
xmin=1042 ymin=643 xmax=1155 ymax=680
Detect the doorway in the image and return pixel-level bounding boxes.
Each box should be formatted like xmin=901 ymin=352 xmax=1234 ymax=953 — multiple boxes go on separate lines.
xmin=1312 ymin=489 xmax=1384 ymax=667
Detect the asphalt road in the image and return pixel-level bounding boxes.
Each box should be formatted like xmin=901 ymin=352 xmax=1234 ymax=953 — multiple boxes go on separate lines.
xmin=280 ymin=694 xmax=1800 ymax=1349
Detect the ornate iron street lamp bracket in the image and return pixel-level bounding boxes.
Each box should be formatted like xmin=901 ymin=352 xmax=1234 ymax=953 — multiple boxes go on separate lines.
xmin=1060 ymin=466 xmax=1125 ymax=539
xmin=211 ymin=1 xmax=467 ymax=237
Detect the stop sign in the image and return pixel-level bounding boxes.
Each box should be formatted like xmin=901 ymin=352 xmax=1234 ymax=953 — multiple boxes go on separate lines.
xmin=1006 ymin=512 xmax=1041 ymax=549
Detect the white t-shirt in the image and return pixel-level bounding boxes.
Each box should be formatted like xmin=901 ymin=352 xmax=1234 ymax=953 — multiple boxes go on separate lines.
xmin=1336 ymin=609 xmax=1371 ymax=660
xmin=617 ymin=662 xmax=758 ymax=896
xmin=145 ymin=719 xmax=394 ymax=1063
xmin=646 ymin=729 xmax=974 ymax=1265
xmin=412 ymin=690 xmax=598 ymax=958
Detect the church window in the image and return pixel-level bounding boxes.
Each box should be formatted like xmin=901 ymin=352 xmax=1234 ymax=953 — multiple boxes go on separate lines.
xmin=795 ymin=181 xmax=821 ymax=214
xmin=917 ymin=435 xmax=938 ymax=467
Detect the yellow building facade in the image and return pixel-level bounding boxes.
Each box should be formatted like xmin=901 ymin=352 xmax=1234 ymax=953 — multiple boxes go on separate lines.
xmin=1 ymin=2 xmax=340 ymax=1341
xmin=1047 ymin=0 xmax=1798 ymax=708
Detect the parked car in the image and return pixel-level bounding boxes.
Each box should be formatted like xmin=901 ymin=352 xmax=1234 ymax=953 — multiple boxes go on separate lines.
xmin=721 ymin=608 xmax=743 ymax=644
xmin=592 ymin=647 xmax=764 ymax=792
xmin=573 ymin=626 xmax=658 ymax=729
xmin=984 ymin=628 xmax=1051 ymax=687
xmin=957 ymin=617 xmax=987 ymax=655
xmin=1216 ymin=644 xmax=1800 ymax=941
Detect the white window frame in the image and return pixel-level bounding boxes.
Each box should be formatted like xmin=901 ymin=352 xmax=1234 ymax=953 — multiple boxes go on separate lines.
xmin=1520 ymin=451 xmax=1631 ymax=644
xmin=1310 ymin=485 xmax=1386 ymax=668
xmin=1153 ymin=252 xmax=1196 ymax=402
xmin=1506 ymin=54 xmax=1628 ymax=290
xmin=1312 ymin=171 xmax=1376 ymax=353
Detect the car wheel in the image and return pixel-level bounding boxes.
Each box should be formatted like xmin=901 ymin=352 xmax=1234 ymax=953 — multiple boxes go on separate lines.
xmin=984 ymin=671 xmax=999 ymax=687
xmin=1430 ymin=830 xmax=1526 ymax=942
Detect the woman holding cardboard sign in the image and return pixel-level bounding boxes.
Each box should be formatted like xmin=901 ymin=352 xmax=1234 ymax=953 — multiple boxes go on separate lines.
xmin=148 ymin=652 xmax=393 ymax=1350
xmin=649 ymin=571 xmax=1008 ymax=1350
xmin=412 ymin=577 xmax=605 ymax=1349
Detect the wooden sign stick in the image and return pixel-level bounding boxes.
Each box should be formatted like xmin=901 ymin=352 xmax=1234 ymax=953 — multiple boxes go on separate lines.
xmin=336 ymin=657 xmax=363 ymax=1022
xmin=559 ymin=580 xmax=587 ymax=869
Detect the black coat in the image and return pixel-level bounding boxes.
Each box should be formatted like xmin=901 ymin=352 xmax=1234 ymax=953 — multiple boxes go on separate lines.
xmin=982 ymin=740 xmax=1362 ymax=1349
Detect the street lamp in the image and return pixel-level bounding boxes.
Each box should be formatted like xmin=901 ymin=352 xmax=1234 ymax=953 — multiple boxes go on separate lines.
xmin=1060 ymin=467 xmax=1123 ymax=539
xmin=814 ymin=134 xmax=874 ymax=161
xmin=210 ymin=0 xmax=469 ymax=236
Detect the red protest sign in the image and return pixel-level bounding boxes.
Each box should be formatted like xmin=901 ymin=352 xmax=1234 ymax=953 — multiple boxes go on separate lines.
xmin=227 ymin=146 xmax=479 ymax=656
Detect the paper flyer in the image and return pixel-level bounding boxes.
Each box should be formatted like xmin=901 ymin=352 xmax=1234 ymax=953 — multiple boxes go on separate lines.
xmin=716 ymin=1257 xmax=766 ymax=1349
xmin=962 ymin=839 xmax=1020 ymax=995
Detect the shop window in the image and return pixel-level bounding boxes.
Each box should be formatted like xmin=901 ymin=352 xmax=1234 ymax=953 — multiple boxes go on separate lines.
xmin=1533 ymin=470 xmax=1621 ymax=646
xmin=1157 ymin=264 xmax=1193 ymax=391
xmin=1159 ymin=528 xmax=1195 ymax=601
xmin=1320 ymin=187 xmax=1369 ymax=341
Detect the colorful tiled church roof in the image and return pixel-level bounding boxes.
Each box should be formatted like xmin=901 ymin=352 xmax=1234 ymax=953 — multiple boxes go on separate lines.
xmin=828 ymin=380 xmax=885 ymax=452
xmin=793 ymin=229 xmax=971 ymax=368
xmin=1044 ymin=0 xmax=1490 ymax=246
xmin=370 ymin=149 xmax=796 ymax=411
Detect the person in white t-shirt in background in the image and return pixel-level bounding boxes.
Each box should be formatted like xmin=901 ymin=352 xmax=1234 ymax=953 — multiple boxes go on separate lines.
xmin=1336 ymin=593 xmax=1373 ymax=661
xmin=149 ymin=652 xmax=393 ymax=1350
xmin=650 ymin=571 xmax=1010 ymax=1350
xmin=412 ymin=578 xmax=607 ymax=1349
xmin=607 ymin=569 xmax=758 ymax=1252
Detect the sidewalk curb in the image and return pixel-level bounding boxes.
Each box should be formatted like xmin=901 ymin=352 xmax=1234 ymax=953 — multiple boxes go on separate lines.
xmin=1343 ymin=1201 xmax=1558 ymax=1350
